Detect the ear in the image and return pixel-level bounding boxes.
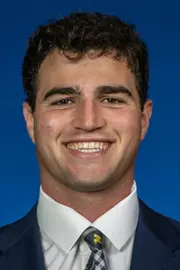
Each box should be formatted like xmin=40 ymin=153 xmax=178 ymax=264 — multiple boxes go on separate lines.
xmin=23 ymin=102 xmax=35 ymax=144
xmin=140 ymin=99 xmax=152 ymax=141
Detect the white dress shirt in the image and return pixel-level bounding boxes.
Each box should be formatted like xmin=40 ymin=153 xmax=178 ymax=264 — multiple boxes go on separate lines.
xmin=37 ymin=182 xmax=139 ymax=270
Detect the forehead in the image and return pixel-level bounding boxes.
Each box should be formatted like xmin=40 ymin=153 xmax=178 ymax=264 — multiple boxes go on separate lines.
xmin=38 ymin=51 xmax=137 ymax=94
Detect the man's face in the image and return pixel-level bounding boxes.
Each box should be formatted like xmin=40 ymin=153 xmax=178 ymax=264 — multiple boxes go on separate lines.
xmin=23 ymin=52 xmax=152 ymax=192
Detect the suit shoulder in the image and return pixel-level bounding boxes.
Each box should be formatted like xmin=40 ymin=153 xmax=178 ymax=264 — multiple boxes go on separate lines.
xmin=139 ymin=199 xmax=180 ymax=237
xmin=0 ymin=203 xmax=38 ymax=252
xmin=165 ymin=216 xmax=180 ymax=230
xmin=0 ymin=203 xmax=38 ymax=231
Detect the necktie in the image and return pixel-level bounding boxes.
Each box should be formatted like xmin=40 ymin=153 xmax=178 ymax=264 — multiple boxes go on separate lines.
xmin=84 ymin=227 xmax=107 ymax=270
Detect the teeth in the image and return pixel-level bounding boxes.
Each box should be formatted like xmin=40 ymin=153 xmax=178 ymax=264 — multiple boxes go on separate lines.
xmin=77 ymin=149 xmax=101 ymax=153
xmin=66 ymin=142 xmax=109 ymax=152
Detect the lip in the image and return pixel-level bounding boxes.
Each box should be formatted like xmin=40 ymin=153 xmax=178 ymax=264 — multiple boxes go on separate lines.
xmin=64 ymin=141 xmax=113 ymax=159
xmin=63 ymin=137 xmax=115 ymax=144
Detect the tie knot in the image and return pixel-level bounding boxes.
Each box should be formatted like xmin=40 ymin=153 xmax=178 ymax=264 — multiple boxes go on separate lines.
xmin=84 ymin=227 xmax=103 ymax=251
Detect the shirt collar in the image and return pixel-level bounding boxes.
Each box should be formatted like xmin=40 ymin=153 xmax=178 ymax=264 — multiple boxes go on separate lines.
xmin=93 ymin=182 xmax=139 ymax=250
xmin=37 ymin=182 xmax=139 ymax=253
xmin=37 ymin=187 xmax=91 ymax=254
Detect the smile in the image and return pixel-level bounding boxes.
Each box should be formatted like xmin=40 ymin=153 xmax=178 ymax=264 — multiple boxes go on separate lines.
xmin=66 ymin=142 xmax=110 ymax=153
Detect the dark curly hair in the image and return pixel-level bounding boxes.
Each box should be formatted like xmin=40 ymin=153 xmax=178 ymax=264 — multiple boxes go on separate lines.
xmin=22 ymin=12 xmax=149 ymax=112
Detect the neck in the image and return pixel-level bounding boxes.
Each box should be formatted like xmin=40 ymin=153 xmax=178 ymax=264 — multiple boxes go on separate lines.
xmin=40 ymin=172 xmax=134 ymax=222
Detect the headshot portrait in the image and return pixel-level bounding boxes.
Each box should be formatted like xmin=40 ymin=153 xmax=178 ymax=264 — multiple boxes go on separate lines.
xmin=0 ymin=7 xmax=180 ymax=270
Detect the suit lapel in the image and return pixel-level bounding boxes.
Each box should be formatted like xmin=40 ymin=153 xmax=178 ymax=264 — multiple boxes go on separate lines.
xmin=0 ymin=204 xmax=45 ymax=270
xmin=130 ymin=200 xmax=180 ymax=270
xmin=130 ymin=219 xmax=174 ymax=270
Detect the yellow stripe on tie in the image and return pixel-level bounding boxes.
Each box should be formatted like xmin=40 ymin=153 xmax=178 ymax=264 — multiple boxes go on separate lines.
xmin=94 ymin=233 xmax=102 ymax=244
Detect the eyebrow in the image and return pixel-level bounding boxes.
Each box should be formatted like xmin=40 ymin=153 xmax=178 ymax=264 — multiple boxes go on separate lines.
xmin=95 ymin=85 xmax=133 ymax=98
xmin=43 ymin=86 xmax=81 ymax=101
xmin=43 ymin=85 xmax=133 ymax=101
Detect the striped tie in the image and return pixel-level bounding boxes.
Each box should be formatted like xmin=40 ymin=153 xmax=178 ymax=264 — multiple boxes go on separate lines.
xmin=84 ymin=227 xmax=107 ymax=270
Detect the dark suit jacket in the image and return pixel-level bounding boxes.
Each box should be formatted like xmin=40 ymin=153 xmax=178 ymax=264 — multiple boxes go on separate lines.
xmin=0 ymin=200 xmax=180 ymax=270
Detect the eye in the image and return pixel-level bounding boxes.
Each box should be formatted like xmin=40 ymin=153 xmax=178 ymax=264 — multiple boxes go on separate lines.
xmin=51 ymin=98 xmax=74 ymax=105
xmin=102 ymin=97 xmax=124 ymax=104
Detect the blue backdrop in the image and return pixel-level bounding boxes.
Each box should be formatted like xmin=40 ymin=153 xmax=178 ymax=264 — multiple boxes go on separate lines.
xmin=1 ymin=0 xmax=180 ymax=227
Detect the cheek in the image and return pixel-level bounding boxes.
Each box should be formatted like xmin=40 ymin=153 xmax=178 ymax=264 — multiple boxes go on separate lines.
xmin=108 ymin=110 xmax=141 ymax=134
xmin=35 ymin=110 xmax=74 ymax=140
xmin=35 ymin=116 xmax=60 ymax=140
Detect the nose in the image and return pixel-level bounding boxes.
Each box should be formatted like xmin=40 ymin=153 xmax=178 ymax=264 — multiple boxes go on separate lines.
xmin=73 ymin=99 xmax=106 ymax=132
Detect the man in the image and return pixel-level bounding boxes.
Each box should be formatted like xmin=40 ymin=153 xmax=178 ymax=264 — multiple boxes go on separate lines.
xmin=0 ymin=11 xmax=180 ymax=270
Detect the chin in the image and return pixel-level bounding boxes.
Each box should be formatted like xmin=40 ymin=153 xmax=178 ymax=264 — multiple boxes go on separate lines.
xmin=67 ymin=176 xmax=111 ymax=192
